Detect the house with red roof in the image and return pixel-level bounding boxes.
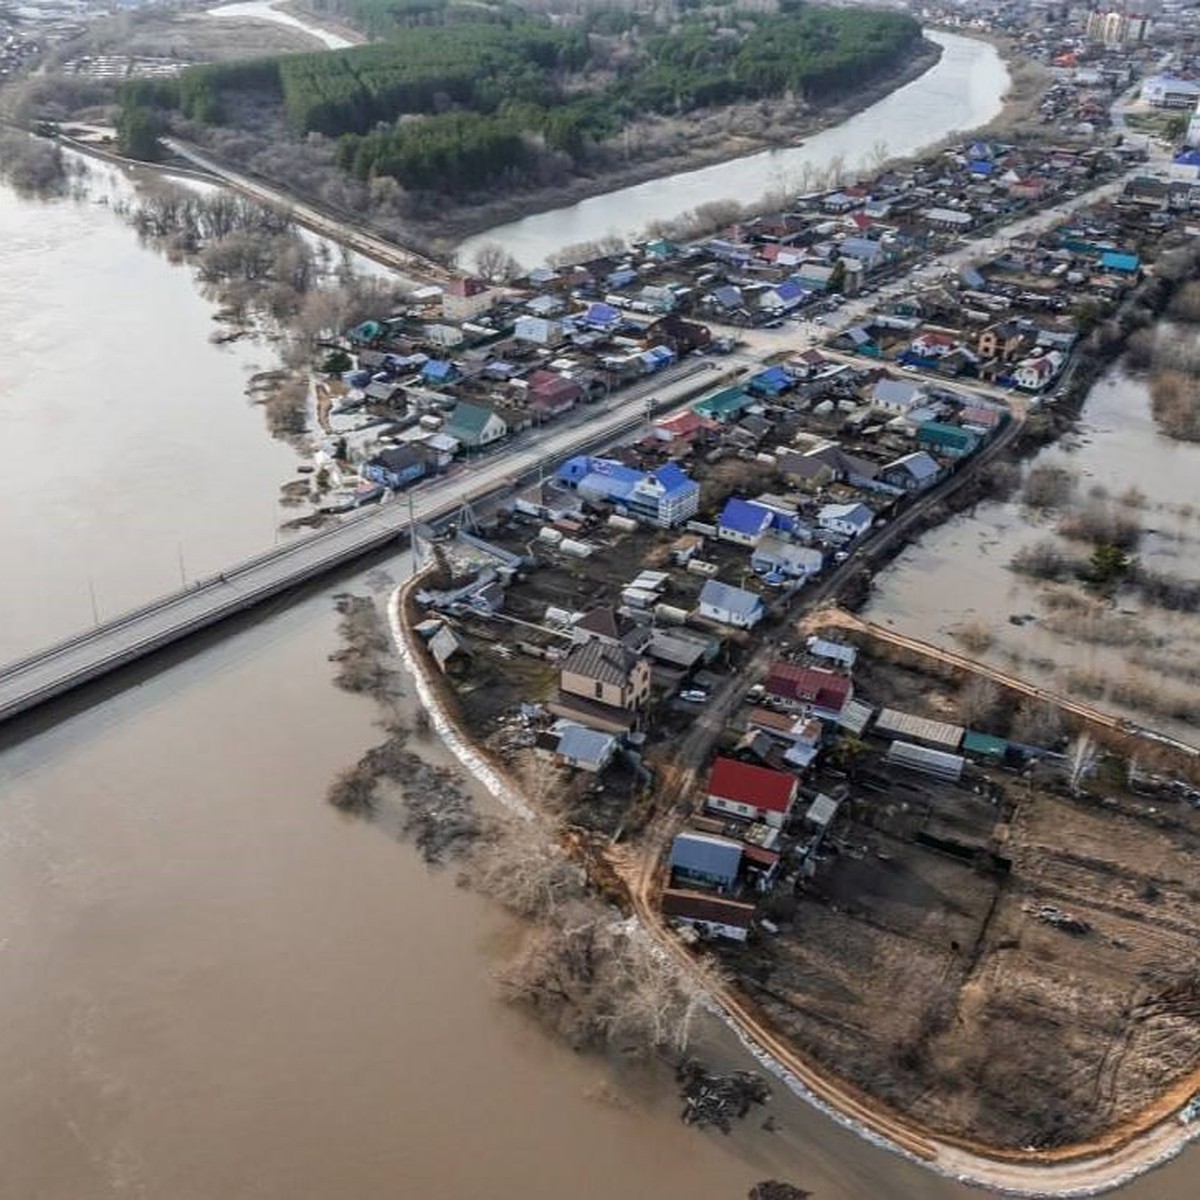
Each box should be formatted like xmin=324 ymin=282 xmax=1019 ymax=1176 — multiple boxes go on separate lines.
xmin=705 ymin=756 xmax=798 ymax=828
xmin=527 ymin=369 xmax=582 ymax=418
xmin=442 ymin=276 xmax=494 ymax=321
xmin=764 ymin=662 xmax=852 ymax=720
xmin=653 ymin=409 xmax=716 ymax=445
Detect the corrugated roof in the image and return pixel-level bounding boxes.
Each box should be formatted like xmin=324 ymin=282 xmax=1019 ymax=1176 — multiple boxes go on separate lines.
xmin=874 ymin=708 xmax=964 ymax=750
xmin=562 ymin=640 xmax=642 ymax=689
xmin=707 ymin=757 xmax=796 ymax=813
xmin=670 ymin=832 xmax=743 ymax=880
xmin=699 ymin=579 xmax=763 ymax=619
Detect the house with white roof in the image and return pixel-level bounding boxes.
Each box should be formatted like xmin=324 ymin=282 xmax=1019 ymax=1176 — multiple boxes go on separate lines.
xmin=818 ymin=502 xmax=873 ymax=539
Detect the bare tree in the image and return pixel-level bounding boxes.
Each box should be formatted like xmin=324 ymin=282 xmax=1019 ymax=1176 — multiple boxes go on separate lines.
xmin=473 ymin=241 xmax=523 ymax=284
xmin=957 ymin=677 xmax=1001 ymax=726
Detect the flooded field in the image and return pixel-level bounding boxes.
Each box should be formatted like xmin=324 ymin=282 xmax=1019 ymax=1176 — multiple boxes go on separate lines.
xmin=866 ymin=367 xmax=1200 ymax=746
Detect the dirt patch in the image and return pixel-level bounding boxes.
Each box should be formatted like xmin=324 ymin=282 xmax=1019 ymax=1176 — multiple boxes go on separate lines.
xmin=711 ymin=635 xmax=1200 ymax=1150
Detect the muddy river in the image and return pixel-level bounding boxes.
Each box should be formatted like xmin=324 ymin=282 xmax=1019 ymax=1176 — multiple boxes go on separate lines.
xmin=1 ymin=99 xmax=1199 ymax=1200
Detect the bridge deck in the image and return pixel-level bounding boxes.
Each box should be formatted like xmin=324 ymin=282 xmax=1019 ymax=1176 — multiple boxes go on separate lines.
xmin=0 ymin=360 xmax=725 ymax=726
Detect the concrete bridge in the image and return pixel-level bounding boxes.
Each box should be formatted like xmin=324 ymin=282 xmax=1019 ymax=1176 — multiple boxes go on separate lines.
xmin=0 ymin=360 xmax=730 ymax=727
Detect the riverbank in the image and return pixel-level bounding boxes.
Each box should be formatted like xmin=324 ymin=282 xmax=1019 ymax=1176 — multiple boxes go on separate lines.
xmin=389 ymin=560 xmax=1200 ymax=1196
xmin=425 ymin=37 xmax=943 ymax=254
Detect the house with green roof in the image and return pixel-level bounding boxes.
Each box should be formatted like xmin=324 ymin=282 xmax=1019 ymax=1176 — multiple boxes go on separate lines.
xmin=444 ymin=402 xmax=507 ymax=449
xmin=692 ymin=387 xmax=753 ymax=424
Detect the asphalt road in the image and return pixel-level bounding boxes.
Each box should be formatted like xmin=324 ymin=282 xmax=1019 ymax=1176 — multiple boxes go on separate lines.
xmin=0 ymin=358 xmax=732 ymax=726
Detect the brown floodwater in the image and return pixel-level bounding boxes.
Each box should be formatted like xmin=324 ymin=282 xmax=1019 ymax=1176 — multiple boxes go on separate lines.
xmin=866 ymin=367 xmax=1200 ymax=745
xmin=2 ymin=173 xmax=1199 ymax=1199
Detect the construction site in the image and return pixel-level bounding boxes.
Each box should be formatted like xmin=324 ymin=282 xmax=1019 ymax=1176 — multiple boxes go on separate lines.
xmin=712 ymin=615 xmax=1200 ymax=1152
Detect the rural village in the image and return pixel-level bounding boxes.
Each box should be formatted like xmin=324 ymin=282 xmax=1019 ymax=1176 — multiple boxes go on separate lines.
xmin=271 ymin=10 xmax=1200 ymax=1152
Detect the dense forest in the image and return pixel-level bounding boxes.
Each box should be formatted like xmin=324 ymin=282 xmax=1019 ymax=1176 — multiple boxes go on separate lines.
xmin=118 ymin=3 xmax=923 ymax=194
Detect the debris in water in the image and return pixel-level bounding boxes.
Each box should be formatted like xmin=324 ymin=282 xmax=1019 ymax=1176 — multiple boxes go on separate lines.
xmin=749 ymin=1184 xmax=811 ymax=1200
xmin=677 ymin=1059 xmax=770 ymax=1133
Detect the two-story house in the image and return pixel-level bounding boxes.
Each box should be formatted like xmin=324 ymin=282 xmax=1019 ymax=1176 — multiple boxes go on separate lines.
xmin=552 ymin=641 xmax=651 ymax=734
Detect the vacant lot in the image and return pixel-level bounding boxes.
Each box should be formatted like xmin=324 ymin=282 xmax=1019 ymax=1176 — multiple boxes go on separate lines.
xmin=719 ymin=649 xmax=1200 ymax=1150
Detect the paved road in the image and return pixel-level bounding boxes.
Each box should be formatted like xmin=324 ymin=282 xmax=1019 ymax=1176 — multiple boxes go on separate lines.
xmin=0 ymin=360 xmax=731 ymax=726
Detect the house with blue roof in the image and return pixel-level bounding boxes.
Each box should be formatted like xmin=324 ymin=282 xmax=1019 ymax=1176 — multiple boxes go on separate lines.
xmin=760 ymin=279 xmax=806 ymax=312
xmin=556 ymin=458 xmax=699 ymax=527
xmin=639 ymin=345 xmax=676 ymax=373
xmin=717 ymin=498 xmax=774 ymax=546
xmin=840 ymin=237 xmax=884 ymax=269
xmin=1100 ymin=251 xmax=1140 ymax=275
xmin=748 ymin=365 xmax=794 ymax=398
xmin=421 ymin=359 xmax=458 ymax=386
xmin=583 ymin=302 xmax=622 ymax=331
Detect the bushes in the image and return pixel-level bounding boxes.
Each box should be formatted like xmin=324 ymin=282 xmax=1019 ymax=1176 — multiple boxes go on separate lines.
xmin=1023 ymin=463 xmax=1076 ymax=511
xmin=1149 ymin=371 xmax=1200 ymax=442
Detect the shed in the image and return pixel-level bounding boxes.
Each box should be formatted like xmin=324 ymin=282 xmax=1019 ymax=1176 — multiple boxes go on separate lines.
xmin=886 ymin=740 xmax=965 ymax=781
xmin=963 ymin=730 xmax=1009 ymax=761
xmin=874 ymin=708 xmax=964 ymax=750
xmin=805 ymin=793 xmax=841 ymax=829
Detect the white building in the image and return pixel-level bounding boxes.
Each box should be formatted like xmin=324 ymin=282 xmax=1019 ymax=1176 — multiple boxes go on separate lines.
xmin=751 ymin=535 xmax=825 ymax=580
xmin=1141 ymin=75 xmax=1200 ymax=109
xmin=698 ymin=579 xmax=765 ymax=629
xmin=818 ymin=502 xmax=873 ymax=539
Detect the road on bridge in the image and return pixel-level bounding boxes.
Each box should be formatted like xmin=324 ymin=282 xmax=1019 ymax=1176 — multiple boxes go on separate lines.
xmin=0 ymin=359 xmax=732 ymax=727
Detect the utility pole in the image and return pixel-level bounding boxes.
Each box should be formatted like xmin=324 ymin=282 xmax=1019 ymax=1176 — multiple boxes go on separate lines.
xmin=87 ymin=577 xmax=100 ymax=627
xmin=177 ymin=542 xmax=187 ymax=589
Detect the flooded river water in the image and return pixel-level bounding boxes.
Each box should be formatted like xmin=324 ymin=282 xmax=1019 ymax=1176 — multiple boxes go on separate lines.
xmin=1 ymin=55 xmax=1199 ymax=1200
xmin=460 ymin=30 xmax=1010 ymax=269
xmin=866 ymin=368 xmax=1200 ymax=746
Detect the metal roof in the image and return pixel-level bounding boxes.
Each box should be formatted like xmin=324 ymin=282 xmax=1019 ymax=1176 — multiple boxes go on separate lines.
xmin=886 ymin=740 xmax=964 ymax=780
xmin=669 ymin=832 xmax=743 ymax=881
xmin=874 ymin=707 xmax=964 ymax=750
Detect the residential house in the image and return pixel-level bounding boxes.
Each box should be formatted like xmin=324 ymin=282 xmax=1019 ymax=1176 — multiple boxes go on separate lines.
xmin=571 ymin=607 xmax=650 ymax=652
xmin=669 ymin=832 xmax=743 ymax=890
xmin=362 ymin=445 xmax=427 ymax=490
xmin=653 ymin=409 xmax=714 ymax=446
xmin=797 ymin=263 xmax=836 ymax=293
xmin=910 ymin=330 xmax=959 ymax=359
xmin=553 ymin=724 xmax=618 ymax=773
xmin=513 ymin=315 xmax=564 ymax=346
xmin=747 ymin=365 xmax=794 ymax=398
xmin=751 ymin=535 xmax=824 ymax=580
xmin=583 ymin=301 xmax=623 ymax=332
xmin=527 ymin=370 xmax=581 ymax=419
xmin=921 ymin=207 xmax=974 ymax=231
xmin=706 ymin=757 xmax=798 ymax=828
xmin=1100 ymin=250 xmax=1140 ymax=276
xmin=839 ymin=236 xmax=884 ymax=270
xmin=764 ymin=661 xmax=853 ymax=720
xmin=650 ymin=313 xmax=711 ymax=356
xmin=421 ymin=359 xmax=458 ymax=387
xmin=977 ymin=321 xmax=1028 ymax=363
xmin=871 ymin=378 xmax=926 ymax=414
xmin=559 ymin=640 xmax=651 ymax=711
xmin=442 ymin=276 xmax=493 ymax=321
xmin=1014 ymin=350 xmax=1064 ymax=391
xmin=881 ymin=450 xmax=942 ymax=492
xmin=443 ymin=402 xmax=507 ymax=449
xmin=761 ymin=279 xmax=806 ymax=312
xmin=556 ymin=457 xmax=700 ymax=527
xmin=818 ymin=502 xmax=873 ymax=539
xmin=661 ymin=889 xmax=755 ymax=941
xmin=717 ymin=497 xmax=774 ymax=546
xmin=697 ymin=579 xmax=765 ymax=629
xmin=917 ymin=421 xmax=981 ymax=457
xmin=693 ymin=387 xmax=754 ymax=424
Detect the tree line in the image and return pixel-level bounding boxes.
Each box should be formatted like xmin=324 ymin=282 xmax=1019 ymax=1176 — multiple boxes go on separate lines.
xmin=116 ymin=5 xmax=921 ymax=193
